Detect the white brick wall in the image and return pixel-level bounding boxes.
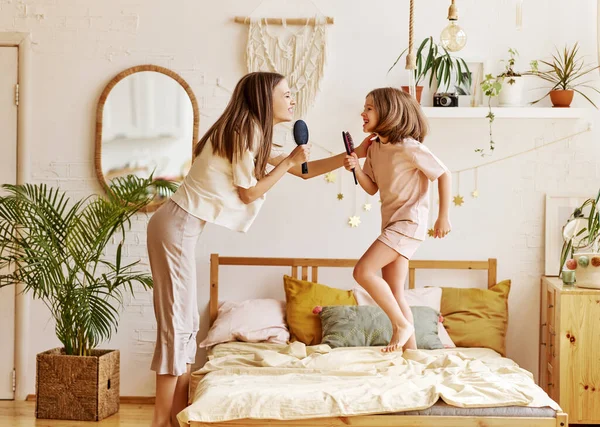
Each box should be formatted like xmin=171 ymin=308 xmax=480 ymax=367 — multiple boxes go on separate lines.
xmin=3 ymin=0 xmax=600 ymax=397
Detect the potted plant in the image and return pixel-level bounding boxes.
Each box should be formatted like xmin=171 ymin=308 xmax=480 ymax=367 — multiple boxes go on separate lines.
xmin=498 ymin=48 xmax=525 ymax=106
xmin=389 ymin=36 xmax=470 ymax=104
xmin=560 ymin=189 xmax=600 ymax=288
xmin=530 ymin=43 xmax=600 ymax=108
xmin=432 ymin=44 xmax=471 ymax=97
xmin=0 ymin=175 xmax=176 ymax=421
xmin=389 ymin=37 xmax=436 ymax=103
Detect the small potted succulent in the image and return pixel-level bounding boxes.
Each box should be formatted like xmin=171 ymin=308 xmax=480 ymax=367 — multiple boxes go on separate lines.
xmin=530 ymin=43 xmax=600 ymax=108
xmin=560 ymin=189 xmax=600 ymax=288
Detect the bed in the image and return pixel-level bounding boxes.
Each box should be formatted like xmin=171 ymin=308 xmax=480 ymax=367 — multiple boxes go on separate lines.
xmin=179 ymin=255 xmax=567 ymax=427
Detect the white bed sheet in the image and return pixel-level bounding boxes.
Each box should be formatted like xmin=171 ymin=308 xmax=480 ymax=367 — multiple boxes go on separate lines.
xmin=180 ymin=342 xmax=560 ymax=425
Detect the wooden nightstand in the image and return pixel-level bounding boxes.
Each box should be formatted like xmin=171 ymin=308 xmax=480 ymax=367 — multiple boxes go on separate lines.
xmin=540 ymin=276 xmax=600 ymax=424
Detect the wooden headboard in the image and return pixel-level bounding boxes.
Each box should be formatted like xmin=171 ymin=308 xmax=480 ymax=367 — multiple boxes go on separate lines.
xmin=209 ymin=254 xmax=497 ymax=326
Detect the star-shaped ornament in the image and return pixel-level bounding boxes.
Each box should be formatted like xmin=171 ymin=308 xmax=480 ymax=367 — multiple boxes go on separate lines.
xmin=453 ymin=195 xmax=464 ymax=206
xmin=348 ymin=216 xmax=361 ymax=228
xmin=428 ymin=228 xmax=435 ymax=238
xmin=324 ymin=172 xmax=336 ymax=183
xmin=471 ymin=190 xmax=479 ymax=198
xmin=337 ymin=193 xmax=344 ymax=201
xmin=363 ymin=203 xmax=372 ymax=211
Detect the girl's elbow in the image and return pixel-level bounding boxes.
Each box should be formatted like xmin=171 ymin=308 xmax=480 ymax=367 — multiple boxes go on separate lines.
xmin=237 ymin=188 xmax=255 ymax=204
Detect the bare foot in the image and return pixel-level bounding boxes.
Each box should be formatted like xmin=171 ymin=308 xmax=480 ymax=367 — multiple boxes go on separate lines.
xmin=383 ymin=324 xmax=415 ymax=353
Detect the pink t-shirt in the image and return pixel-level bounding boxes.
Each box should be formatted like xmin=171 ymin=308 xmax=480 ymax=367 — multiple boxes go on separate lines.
xmin=362 ymin=138 xmax=448 ymax=241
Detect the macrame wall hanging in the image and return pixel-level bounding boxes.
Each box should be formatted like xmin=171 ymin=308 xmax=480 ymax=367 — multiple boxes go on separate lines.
xmin=234 ymin=5 xmax=333 ymax=119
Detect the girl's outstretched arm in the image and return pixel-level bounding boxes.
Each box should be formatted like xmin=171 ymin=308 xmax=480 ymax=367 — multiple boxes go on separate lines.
xmin=269 ymin=134 xmax=374 ymax=180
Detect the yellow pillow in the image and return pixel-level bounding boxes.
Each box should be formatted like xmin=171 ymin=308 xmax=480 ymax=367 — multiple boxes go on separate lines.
xmin=283 ymin=275 xmax=357 ymax=345
xmin=440 ymin=280 xmax=510 ymax=356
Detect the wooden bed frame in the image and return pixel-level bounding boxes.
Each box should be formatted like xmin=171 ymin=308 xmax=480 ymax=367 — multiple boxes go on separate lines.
xmin=189 ymin=254 xmax=568 ymax=427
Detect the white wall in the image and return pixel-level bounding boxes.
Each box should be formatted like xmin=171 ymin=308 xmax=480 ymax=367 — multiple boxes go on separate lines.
xmin=2 ymin=0 xmax=599 ymax=396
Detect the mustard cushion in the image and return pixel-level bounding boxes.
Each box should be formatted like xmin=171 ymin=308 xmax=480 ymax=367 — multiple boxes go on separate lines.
xmin=283 ymin=275 xmax=357 ymax=345
xmin=440 ymin=280 xmax=510 ymax=356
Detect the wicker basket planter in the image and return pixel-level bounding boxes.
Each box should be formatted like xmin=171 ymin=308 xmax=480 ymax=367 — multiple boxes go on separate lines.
xmin=35 ymin=348 xmax=120 ymax=421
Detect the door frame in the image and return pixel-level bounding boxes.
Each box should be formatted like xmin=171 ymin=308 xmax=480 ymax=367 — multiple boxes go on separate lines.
xmin=0 ymin=32 xmax=32 ymax=401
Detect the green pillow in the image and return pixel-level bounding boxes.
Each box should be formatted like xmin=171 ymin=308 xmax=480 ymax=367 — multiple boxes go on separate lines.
xmin=318 ymin=305 xmax=443 ymax=350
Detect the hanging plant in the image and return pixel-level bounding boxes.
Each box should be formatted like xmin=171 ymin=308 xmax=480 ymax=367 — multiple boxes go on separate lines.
xmin=475 ymin=75 xmax=502 ymax=156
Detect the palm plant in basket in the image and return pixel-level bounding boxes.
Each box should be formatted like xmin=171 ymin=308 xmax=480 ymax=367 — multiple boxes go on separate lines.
xmin=0 ymin=174 xmax=176 ymax=421
xmin=530 ymin=43 xmax=600 ymax=108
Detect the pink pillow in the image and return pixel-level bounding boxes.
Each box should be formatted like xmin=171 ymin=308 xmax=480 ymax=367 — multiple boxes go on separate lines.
xmin=199 ymin=299 xmax=290 ymax=348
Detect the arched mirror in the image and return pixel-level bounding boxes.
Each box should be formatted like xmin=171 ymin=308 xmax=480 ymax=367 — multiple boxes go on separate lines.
xmin=95 ymin=65 xmax=199 ymax=211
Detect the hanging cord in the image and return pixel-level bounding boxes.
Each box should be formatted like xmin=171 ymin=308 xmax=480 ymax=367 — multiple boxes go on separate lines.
xmin=405 ymin=0 xmax=417 ymax=97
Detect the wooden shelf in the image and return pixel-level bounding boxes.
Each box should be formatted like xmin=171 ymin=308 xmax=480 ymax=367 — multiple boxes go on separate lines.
xmin=422 ymin=107 xmax=591 ymax=119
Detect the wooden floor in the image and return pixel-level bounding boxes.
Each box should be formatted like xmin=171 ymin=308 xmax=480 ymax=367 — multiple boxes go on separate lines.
xmin=1 ymin=401 xmax=596 ymax=427
xmin=0 ymin=401 xmax=153 ymax=426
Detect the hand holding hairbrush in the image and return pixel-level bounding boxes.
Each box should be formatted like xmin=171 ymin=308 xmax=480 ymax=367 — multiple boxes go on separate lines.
xmin=342 ymin=131 xmax=358 ymax=185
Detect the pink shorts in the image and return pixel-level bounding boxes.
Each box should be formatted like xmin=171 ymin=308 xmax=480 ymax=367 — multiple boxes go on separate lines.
xmin=377 ymin=228 xmax=422 ymax=260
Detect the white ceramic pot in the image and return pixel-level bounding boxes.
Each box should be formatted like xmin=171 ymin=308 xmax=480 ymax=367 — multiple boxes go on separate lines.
xmin=572 ymin=253 xmax=600 ymax=289
xmin=498 ymin=76 xmax=524 ymax=107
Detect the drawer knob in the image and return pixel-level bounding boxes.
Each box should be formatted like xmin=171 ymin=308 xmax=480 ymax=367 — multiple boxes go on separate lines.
xmin=548 ymin=383 xmax=554 ymax=387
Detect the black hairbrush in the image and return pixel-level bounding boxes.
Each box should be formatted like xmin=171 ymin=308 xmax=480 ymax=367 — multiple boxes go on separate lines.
xmin=342 ymin=131 xmax=358 ymax=185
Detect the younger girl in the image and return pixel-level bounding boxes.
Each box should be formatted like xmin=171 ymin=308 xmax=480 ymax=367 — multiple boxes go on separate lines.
xmin=344 ymin=88 xmax=452 ymax=353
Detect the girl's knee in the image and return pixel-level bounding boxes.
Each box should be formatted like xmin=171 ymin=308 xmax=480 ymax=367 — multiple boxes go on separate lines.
xmin=353 ymin=263 xmax=373 ymax=283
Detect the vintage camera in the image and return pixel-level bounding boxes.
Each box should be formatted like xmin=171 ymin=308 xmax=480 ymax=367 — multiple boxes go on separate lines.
xmin=433 ymin=92 xmax=459 ymax=107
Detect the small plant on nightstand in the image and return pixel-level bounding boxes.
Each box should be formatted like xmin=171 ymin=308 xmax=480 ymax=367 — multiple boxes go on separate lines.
xmin=560 ymin=189 xmax=600 ymax=288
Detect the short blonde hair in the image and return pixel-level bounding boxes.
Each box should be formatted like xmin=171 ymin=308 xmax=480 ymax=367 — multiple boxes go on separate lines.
xmin=367 ymin=88 xmax=428 ymax=143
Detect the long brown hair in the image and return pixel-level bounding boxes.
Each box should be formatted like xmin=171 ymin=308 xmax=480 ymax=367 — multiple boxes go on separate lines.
xmin=193 ymin=72 xmax=285 ymax=180
xmin=367 ymin=88 xmax=428 ymax=143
